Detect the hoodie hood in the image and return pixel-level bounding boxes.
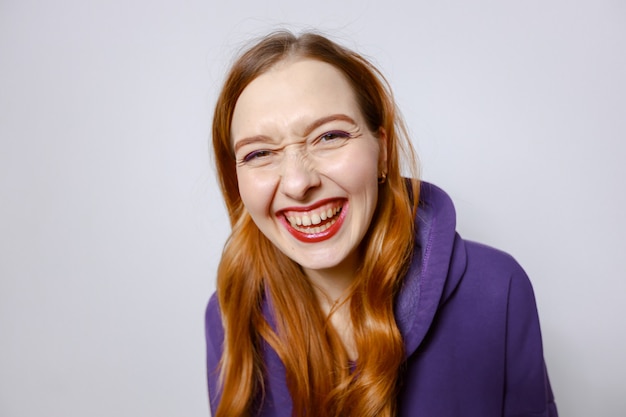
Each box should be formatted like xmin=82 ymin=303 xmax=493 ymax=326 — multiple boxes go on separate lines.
xmin=395 ymin=181 xmax=467 ymax=357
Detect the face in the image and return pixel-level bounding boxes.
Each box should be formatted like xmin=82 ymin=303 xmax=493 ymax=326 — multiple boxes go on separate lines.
xmin=231 ymin=59 xmax=386 ymax=279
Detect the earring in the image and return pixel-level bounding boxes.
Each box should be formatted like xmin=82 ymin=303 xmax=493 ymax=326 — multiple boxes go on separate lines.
xmin=378 ymin=172 xmax=387 ymax=184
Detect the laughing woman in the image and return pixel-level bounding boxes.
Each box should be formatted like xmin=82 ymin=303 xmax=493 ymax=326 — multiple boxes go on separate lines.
xmin=205 ymin=31 xmax=558 ymax=417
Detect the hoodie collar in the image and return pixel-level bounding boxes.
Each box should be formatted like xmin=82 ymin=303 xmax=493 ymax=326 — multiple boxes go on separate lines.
xmin=395 ymin=182 xmax=467 ymax=357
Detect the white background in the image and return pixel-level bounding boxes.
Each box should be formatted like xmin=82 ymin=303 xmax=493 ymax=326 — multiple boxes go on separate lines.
xmin=1 ymin=1 xmax=624 ymax=416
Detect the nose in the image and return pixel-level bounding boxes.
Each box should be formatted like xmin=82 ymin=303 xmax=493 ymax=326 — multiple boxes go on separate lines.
xmin=278 ymin=148 xmax=321 ymax=201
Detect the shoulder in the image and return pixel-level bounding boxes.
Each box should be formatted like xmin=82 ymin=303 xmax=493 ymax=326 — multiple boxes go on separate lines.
xmin=461 ymin=240 xmax=538 ymax=312
xmin=205 ymin=293 xmax=224 ymax=359
xmin=206 ymin=292 xmax=221 ymax=317
xmin=464 ymin=240 xmax=523 ymax=274
xmin=464 ymin=240 xmax=530 ymax=285
xmin=205 ymin=292 xmax=222 ymax=326
xmin=205 ymin=293 xmax=225 ymax=414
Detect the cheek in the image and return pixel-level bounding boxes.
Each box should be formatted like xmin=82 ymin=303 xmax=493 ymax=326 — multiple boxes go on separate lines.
xmin=325 ymin=146 xmax=380 ymax=187
xmin=236 ymin=169 xmax=276 ymax=215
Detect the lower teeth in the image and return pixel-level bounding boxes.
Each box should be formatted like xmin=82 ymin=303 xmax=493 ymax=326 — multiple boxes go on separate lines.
xmin=294 ymin=218 xmax=337 ymax=234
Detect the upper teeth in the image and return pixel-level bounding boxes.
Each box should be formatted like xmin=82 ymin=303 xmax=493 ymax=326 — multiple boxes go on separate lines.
xmin=286 ymin=205 xmax=341 ymax=228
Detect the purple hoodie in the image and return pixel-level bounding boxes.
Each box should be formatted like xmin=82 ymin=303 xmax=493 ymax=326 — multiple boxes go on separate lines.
xmin=205 ymin=182 xmax=558 ymax=416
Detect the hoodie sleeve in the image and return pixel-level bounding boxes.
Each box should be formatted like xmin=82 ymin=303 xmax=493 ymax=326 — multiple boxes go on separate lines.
xmin=504 ymin=266 xmax=558 ymax=417
xmin=205 ymin=293 xmax=224 ymax=416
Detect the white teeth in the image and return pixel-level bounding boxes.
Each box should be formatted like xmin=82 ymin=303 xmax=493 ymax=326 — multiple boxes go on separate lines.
xmin=285 ymin=205 xmax=342 ymax=231
xmin=289 ymin=218 xmax=336 ymax=234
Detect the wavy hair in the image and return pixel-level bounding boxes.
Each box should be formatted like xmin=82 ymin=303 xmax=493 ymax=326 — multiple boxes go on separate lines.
xmin=211 ymin=31 xmax=420 ymax=417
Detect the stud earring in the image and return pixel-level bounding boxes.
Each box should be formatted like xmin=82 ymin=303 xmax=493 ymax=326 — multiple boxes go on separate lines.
xmin=378 ymin=172 xmax=387 ymax=184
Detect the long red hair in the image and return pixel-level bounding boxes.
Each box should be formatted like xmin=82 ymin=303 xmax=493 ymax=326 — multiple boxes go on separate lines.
xmin=211 ymin=31 xmax=420 ymax=417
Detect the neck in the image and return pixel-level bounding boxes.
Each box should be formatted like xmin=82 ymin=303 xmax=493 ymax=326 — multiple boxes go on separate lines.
xmin=302 ymin=252 xmax=358 ymax=308
xmin=302 ymin=253 xmax=359 ymax=360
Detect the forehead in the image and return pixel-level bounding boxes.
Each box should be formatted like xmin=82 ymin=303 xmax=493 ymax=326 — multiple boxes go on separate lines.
xmin=231 ymin=59 xmax=361 ymax=138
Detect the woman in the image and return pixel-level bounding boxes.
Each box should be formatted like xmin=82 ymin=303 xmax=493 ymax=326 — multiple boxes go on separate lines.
xmin=205 ymin=31 xmax=557 ymax=417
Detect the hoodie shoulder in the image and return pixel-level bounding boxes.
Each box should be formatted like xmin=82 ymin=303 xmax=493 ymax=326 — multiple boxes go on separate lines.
xmin=205 ymin=292 xmax=224 ymax=354
xmin=205 ymin=293 xmax=224 ymax=415
xmin=464 ymin=240 xmax=526 ymax=277
xmin=461 ymin=240 xmax=538 ymax=310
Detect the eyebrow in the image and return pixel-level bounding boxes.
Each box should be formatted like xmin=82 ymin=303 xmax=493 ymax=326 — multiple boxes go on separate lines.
xmin=232 ymin=113 xmax=358 ymax=154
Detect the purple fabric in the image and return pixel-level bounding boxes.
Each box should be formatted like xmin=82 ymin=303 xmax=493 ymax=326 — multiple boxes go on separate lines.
xmin=205 ymin=182 xmax=558 ymax=416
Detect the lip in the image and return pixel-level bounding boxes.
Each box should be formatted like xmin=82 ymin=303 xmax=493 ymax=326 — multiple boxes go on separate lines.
xmin=277 ymin=199 xmax=348 ymax=243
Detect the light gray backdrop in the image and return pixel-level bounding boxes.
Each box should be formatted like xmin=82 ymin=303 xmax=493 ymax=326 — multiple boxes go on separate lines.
xmin=1 ymin=0 xmax=624 ymax=416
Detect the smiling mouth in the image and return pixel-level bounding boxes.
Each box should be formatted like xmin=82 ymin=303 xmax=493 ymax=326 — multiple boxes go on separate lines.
xmin=280 ymin=200 xmax=346 ymax=242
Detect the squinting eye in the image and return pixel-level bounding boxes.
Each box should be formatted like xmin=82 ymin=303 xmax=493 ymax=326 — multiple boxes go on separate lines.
xmin=243 ymin=150 xmax=272 ymax=163
xmin=319 ymin=131 xmax=350 ymax=142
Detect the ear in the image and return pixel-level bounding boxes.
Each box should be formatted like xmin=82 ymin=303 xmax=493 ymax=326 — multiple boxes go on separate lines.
xmin=377 ymin=128 xmax=388 ymax=174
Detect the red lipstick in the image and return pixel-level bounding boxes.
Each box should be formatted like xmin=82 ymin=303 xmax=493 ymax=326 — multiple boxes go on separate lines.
xmin=278 ymin=200 xmax=348 ymax=243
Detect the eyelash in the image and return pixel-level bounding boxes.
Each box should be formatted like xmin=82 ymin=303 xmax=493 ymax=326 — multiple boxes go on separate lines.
xmin=318 ymin=130 xmax=351 ymax=143
xmin=242 ymin=149 xmax=272 ymax=163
